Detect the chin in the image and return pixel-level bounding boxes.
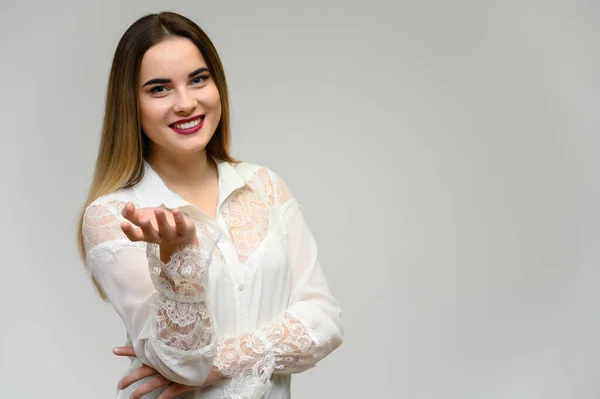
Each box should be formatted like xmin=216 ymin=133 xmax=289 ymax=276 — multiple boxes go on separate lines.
xmin=171 ymin=134 xmax=214 ymax=154
xmin=146 ymin=125 xmax=216 ymax=155
xmin=172 ymin=141 xmax=210 ymax=154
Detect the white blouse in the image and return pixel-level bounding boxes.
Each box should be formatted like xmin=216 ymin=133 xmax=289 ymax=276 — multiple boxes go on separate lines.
xmin=82 ymin=159 xmax=343 ymax=399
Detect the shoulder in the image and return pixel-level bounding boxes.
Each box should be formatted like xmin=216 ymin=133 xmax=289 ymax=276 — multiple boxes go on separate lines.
xmin=231 ymin=161 xmax=293 ymax=206
xmin=82 ymin=188 xmax=137 ymax=251
xmin=230 ymin=160 xmax=283 ymax=183
xmin=84 ymin=187 xmax=136 ymax=218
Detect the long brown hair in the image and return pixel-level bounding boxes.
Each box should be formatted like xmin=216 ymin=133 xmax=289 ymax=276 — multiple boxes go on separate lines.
xmin=76 ymin=12 xmax=235 ymax=298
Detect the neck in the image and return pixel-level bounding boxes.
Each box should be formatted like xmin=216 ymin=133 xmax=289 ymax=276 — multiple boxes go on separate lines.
xmin=147 ymin=150 xmax=216 ymax=191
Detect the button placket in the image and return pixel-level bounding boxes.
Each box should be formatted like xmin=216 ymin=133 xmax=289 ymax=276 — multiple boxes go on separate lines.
xmin=234 ymin=277 xmax=245 ymax=317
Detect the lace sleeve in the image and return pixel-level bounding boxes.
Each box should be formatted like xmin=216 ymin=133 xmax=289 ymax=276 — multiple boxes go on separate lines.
xmin=146 ymin=240 xmax=216 ymax=362
xmin=82 ymin=199 xmax=219 ymax=385
xmin=213 ymin=172 xmax=344 ymax=399
xmin=214 ymin=312 xmax=323 ymax=399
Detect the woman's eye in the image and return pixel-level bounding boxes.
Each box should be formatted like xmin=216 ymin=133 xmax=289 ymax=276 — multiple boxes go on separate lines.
xmin=192 ymin=75 xmax=209 ymax=85
xmin=149 ymin=85 xmax=167 ymax=94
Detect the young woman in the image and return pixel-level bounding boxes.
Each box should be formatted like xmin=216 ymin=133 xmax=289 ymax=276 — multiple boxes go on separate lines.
xmin=77 ymin=11 xmax=343 ymax=399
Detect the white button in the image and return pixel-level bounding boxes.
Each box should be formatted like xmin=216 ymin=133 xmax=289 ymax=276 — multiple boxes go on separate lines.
xmin=237 ymin=284 xmax=243 ymax=291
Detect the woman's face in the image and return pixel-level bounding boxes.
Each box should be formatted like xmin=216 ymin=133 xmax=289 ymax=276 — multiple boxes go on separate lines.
xmin=137 ymin=36 xmax=221 ymax=159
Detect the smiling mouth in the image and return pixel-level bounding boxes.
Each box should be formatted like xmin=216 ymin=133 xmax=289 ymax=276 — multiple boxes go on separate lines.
xmin=169 ymin=115 xmax=205 ymax=130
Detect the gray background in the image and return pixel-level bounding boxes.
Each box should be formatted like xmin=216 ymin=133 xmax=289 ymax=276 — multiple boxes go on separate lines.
xmin=1 ymin=0 xmax=599 ymax=398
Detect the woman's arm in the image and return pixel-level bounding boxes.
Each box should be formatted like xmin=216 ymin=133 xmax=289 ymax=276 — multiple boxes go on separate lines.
xmin=83 ymin=199 xmax=218 ymax=386
xmin=212 ymin=174 xmax=344 ymax=398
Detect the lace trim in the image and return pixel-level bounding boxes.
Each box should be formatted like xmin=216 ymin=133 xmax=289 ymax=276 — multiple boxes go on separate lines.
xmin=147 ymin=244 xmax=212 ymax=302
xmin=221 ymin=182 xmax=270 ymax=264
xmin=283 ymin=308 xmax=331 ymax=372
xmin=150 ymin=296 xmax=215 ymax=361
xmin=147 ymin=231 xmax=220 ymax=360
xmin=82 ymin=199 xmax=132 ymax=252
xmin=215 ymin=312 xmax=319 ymax=398
xmin=216 ymin=332 xmax=275 ymax=399
xmin=218 ymin=169 xmax=291 ymax=288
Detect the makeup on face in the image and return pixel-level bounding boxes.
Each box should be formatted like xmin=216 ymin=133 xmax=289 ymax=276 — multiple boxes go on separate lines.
xmin=137 ymin=37 xmax=222 ymax=155
xmin=169 ymin=114 xmax=206 ymax=135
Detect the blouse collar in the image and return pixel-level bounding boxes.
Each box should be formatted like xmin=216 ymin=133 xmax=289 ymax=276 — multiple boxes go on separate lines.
xmin=132 ymin=157 xmax=248 ymax=210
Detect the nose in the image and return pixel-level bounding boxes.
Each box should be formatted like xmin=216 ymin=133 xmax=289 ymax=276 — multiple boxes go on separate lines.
xmin=173 ymin=90 xmax=197 ymax=114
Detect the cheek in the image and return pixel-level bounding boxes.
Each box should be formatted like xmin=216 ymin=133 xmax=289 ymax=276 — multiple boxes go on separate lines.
xmin=138 ymin=100 xmax=168 ymax=143
xmin=139 ymin=97 xmax=169 ymax=124
xmin=202 ymin=85 xmax=222 ymax=113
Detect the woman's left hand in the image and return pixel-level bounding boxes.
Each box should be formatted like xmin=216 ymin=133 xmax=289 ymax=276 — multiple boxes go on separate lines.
xmin=113 ymin=346 xmax=223 ymax=399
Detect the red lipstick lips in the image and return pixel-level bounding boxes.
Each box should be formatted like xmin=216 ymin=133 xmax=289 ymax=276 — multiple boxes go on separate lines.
xmin=169 ymin=114 xmax=205 ymax=135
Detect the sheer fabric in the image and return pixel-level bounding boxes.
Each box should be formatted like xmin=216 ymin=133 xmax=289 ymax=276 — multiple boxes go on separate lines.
xmin=82 ymin=160 xmax=343 ymax=399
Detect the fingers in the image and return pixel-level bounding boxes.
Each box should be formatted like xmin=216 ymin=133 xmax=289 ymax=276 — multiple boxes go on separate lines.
xmin=171 ymin=208 xmax=190 ymax=236
xmin=139 ymin=215 xmax=161 ymax=243
xmin=121 ymin=202 xmax=149 ymax=228
xmin=121 ymin=202 xmax=135 ymax=221
xmin=121 ymin=203 xmax=161 ymax=243
xmin=120 ymin=203 xmax=195 ymax=245
xmin=121 ymin=221 xmax=144 ymax=242
xmin=130 ymin=375 xmax=170 ymax=399
xmin=121 ymin=203 xmax=142 ymax=242
xmin=113 ymin=346 xmax=136 ymax=357
xmin=157 ymin=384 xmax=194 ymax=399
xmin=155 ymin=208 xmax=176 ymax=240
xmin=118 ymin=364 xmax=159 ymax=390
xmin=121 ymin=203 xmax=147 ymax=242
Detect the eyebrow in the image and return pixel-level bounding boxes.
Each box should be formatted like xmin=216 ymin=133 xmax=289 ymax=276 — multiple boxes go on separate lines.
xmin=142 ymin=67 xmax=210 ymax=87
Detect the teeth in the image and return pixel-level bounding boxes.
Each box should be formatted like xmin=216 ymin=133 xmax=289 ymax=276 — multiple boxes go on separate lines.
xmin=174 ymin=117 xmax=202 ymax=130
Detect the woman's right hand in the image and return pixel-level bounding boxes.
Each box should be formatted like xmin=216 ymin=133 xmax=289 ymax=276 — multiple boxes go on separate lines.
xmin=120 ymin=202 xmax=199 ymax=261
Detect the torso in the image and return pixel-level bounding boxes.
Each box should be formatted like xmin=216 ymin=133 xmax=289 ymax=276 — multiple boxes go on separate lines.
xmin=89 ymin=160 xmax=296 ymax=399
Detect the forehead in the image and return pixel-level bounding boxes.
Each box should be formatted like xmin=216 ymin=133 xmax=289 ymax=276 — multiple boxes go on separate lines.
xmin=139 ymin=36 xmax=206 ymax=80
